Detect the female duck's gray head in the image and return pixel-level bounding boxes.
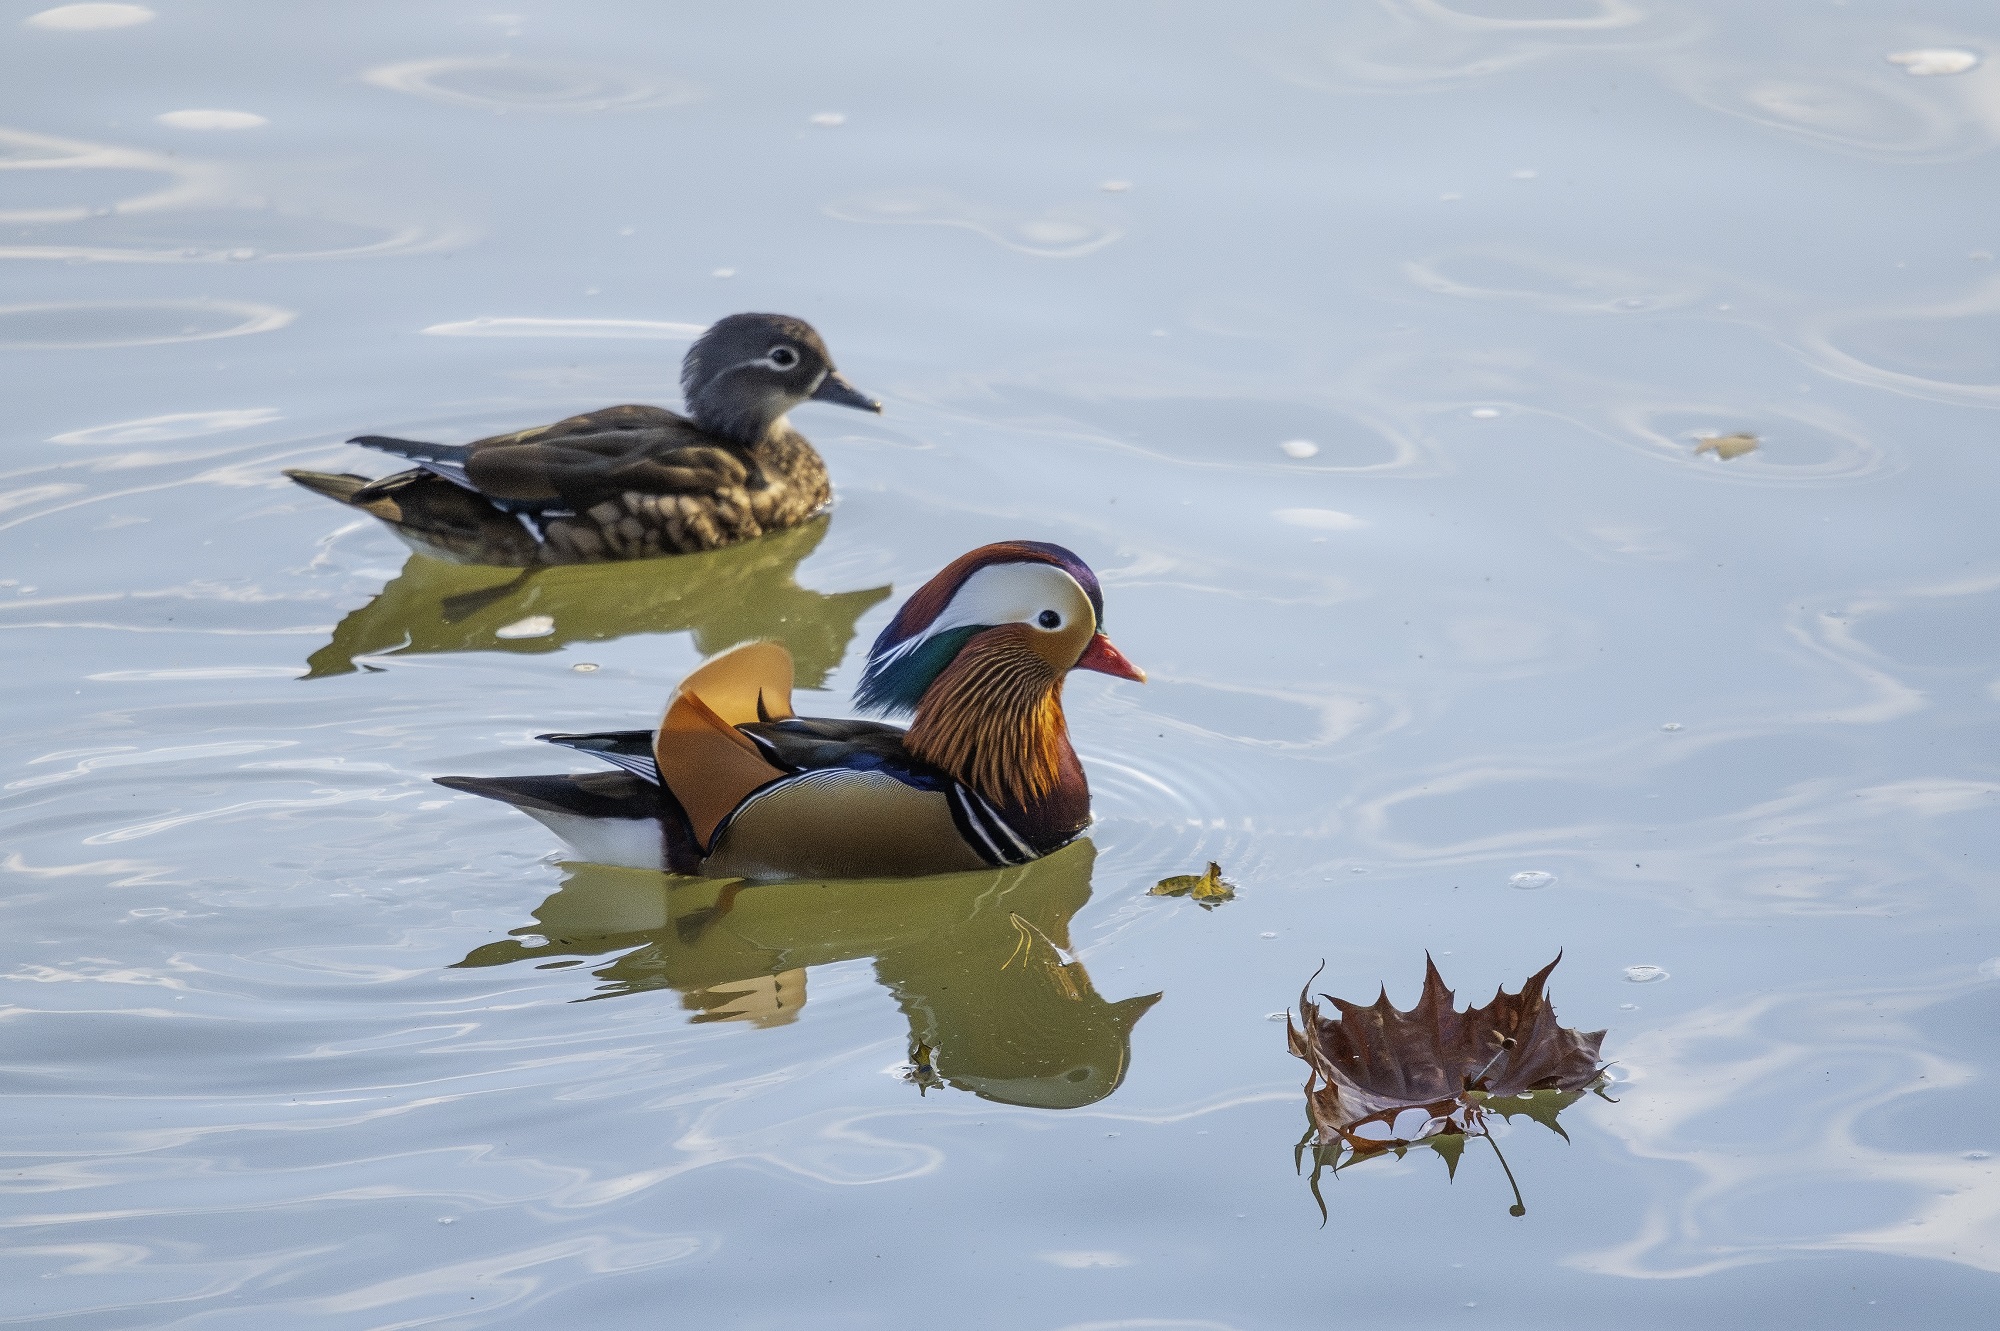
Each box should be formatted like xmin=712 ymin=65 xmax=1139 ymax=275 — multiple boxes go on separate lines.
xmin=680 ymin=312 xmax=880 ymax=445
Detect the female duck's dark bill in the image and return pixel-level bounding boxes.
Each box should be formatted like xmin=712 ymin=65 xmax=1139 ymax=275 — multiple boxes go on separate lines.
xmin=812 ymin=370 xmax=881 ymax=413
xmin=1077 ymin=632 xmax=1145 ymax=682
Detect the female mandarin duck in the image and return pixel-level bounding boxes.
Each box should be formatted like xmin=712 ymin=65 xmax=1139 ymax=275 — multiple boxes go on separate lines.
xmin=284 ymin=313 xmax=879 ymax=567
xmin=435 ymin=541 xmax=1145 ymax=880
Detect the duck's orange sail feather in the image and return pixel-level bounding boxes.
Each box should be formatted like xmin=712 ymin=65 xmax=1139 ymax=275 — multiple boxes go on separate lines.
xmin=656 ymin=641 xmax=796 ymax=851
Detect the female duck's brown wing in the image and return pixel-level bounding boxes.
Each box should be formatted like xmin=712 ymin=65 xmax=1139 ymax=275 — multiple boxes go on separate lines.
xmin=469 ymin=403 xmax=690 ymax=449
xmin=347 ymin=406 xmax=748 ymax=510
xmin=460 ymin=406 xmax=752 ymax=509
xmin=308 ymin=400 xmax=831 ymax=563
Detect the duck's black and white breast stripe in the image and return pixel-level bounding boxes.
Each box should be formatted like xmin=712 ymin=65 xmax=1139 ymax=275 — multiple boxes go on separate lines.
xmin=946 ymin=784 xmax=1036 ymax=867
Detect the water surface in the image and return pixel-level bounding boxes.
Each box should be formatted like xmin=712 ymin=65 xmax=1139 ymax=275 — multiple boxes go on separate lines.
xmin=5 ymin=2 xmax=1999 ymax=1326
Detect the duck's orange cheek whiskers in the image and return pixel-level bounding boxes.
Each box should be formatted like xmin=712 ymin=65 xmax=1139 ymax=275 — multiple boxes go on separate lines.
xmin=1076 ymin=633 xmax=1146 ymax=682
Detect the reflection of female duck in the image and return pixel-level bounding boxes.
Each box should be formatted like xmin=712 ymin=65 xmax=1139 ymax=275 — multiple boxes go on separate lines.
xmin=302 ymin=516 xmax=890 ymax=682
xmin=284 ymin=313 xmax=880 ymax=566
xmin=437 ymin=541 xmax=1145 ymax=880
xmin=456 ymin=842 xmax=1160 ymax=1110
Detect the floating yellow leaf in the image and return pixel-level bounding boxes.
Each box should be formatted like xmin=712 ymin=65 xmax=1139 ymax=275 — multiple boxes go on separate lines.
xmin=1694 ymin=432 xmax=1758 ymax=460
xmin=1149 ymin=861 xmax=1235 ymax=909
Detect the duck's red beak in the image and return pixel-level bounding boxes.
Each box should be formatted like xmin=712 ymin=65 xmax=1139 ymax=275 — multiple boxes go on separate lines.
xmin=1076 ymin=632 xmax=1146 ymax=682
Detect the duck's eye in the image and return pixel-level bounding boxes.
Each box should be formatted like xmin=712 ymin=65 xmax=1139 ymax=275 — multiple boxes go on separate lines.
xmin=1037 ymin=610 xmax=1061 ymax=630
xmin=768 ymin=345 xmax=799 ymax=369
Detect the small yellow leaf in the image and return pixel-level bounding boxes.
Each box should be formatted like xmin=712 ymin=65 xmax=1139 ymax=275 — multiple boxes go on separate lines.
xmin=1694 ymin=432 xmax=1758 ymax=460
xmin=1150 ymin=861 xmax=1235 ymax=909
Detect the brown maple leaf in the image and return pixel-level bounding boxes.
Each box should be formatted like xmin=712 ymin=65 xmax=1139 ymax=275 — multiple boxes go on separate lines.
xmin=1288 ymin=954 xmax=1607 ymax=1217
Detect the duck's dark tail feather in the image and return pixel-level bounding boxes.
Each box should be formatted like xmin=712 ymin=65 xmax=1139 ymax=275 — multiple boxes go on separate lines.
xmin=283 ymin=468 xmax=405 ymax=518
xmin=349 ymin=434 xmax=472 ymax=465
xmin=349 ymin=436 xmax=478 ymax=492
xmin=435 ymin=771 xmax=654 ymax=818
xmin=285 ymin=466 xmax=544 ymax=566
xmin=435 ymin=770 xmax=703 ymax=873
xmin=539 ymin=730 xmax=661 ymax=785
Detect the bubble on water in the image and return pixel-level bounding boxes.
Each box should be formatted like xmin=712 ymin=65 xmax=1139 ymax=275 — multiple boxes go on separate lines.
xmin=495 ymin=615 xmax=555 ymax=640
xmin=1619 ymin=1002 xmax=1638 ymax=1010
xmin=809 ymin=111 xmax=846 ymax=127
xmin=571 ymin=662 xmax=599 ymax=673
xmin=1260 ymin=931 xmax=1278 ymax=939
xmin=1887 ymin=49 xmax=1979 ymax=77
xmin=1266 ymin=1011 xmax=1289 ymax=1021
xmin=1280 ymin=438 xmax=1319 ymax=459
xmin=154 ymin=109 xmax=267 ymax=130
xmin=1509 ymin=870 xmax=1557 ymax=890
xmin=1469 ymin=407 xmax=1500 ymax=419
xmin=1349 ymin=866 xmax=1368 ymax=874
xmin=1623 ymin=965 xmax=1670 ymax=984
xmin=1100 ymin=179 xmax=1131 ymax=192
xmin=25 ymin=4 xmax=153 ymax=29
xmin=1966 ymin=1150 xmax=1990 ymax=1160
xmin=1660 ymin=722 xmax=1683 ymax=732
xmin=711 ymin=268 xmax=735 ymax=279
xmin=437 ymin=1216 xmax=455 ymax=1225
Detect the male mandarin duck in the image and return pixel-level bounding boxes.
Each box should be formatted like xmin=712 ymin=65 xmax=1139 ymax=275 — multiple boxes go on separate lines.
xmin=284 ymin=313 xmax=879 ymax=567
xmin=435 ymin=541 xmax=1146 ymax=880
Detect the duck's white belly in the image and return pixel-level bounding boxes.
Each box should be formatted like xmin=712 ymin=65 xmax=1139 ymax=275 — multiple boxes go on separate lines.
xmin=518 ymin=807 xmax=668 ymax=872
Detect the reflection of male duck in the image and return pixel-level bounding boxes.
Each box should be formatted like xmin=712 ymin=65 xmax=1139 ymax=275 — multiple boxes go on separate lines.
xmin=455 ymin=841 xmax=1160 ymax=1110
xmin=303 ymin=516 xmax=890 ymax=681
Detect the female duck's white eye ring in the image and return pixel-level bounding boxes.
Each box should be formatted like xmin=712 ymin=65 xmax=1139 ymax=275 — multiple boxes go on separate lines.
xmin=768 ymin=345 xmax=799 ymax=369
xmin=1037 ymin=609 xmax=1061 ymax=629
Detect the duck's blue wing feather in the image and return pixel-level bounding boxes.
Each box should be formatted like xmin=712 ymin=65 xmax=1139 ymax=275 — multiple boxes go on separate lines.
xmin=735 ymin=717 xmax=950 ymax=790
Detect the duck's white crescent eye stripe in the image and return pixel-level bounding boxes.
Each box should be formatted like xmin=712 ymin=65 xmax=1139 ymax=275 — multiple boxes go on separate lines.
xmin=891 ymin=563 xmax=1091 ymax=657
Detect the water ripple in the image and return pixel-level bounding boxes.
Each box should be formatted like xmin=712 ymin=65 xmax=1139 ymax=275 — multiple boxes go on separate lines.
xmin=0 ymin=300 xmax=293 ymax=350
xmin=826 ymin=187 xmax=1122 ymax=258
xmin=362 ymin=56 xmax=701 ymax=114
xmin=1571 ymin=973 xmax=2000 ymax=1276
xmin=421 ymin=316 xmax=705 ymax=341
xmin=1255 ymin=0 xmax=1678 ymax=92
xmin=1799 ymin=275 xmax=2000 ymax=409
xmin=0 ymin=126 xmax=470 ymax=264
xmin=1665 ymin=46 xmax=2000 ymax=162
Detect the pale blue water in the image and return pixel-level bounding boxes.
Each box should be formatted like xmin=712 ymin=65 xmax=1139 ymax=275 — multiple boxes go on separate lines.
xmin=5 ymin=1 xmax=1999 ymax=1326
